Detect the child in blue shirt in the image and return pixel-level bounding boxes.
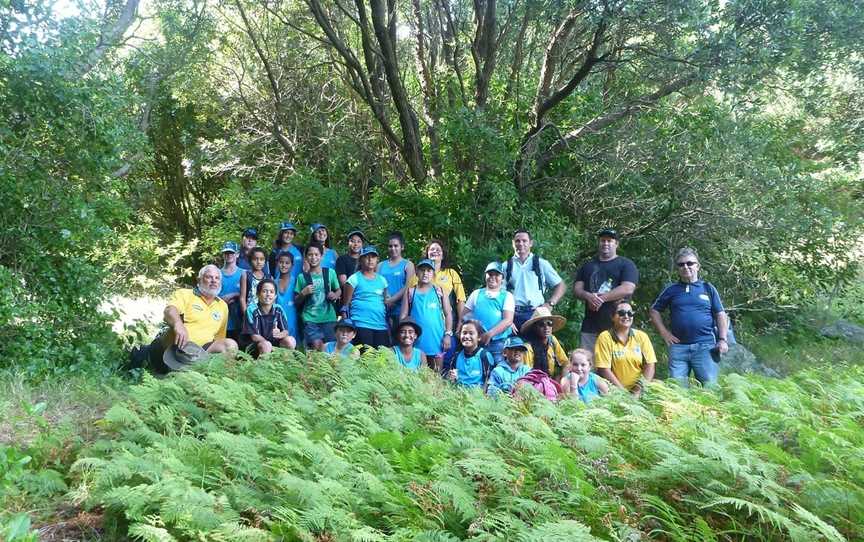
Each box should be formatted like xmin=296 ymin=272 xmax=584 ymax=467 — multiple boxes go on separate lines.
xmin=447 ymin=319 xmax=494 ymax=389
xmin=274 ymin=251 xmax=299 ymax=340
xmin=487 ymin=336 xmax=531 ymax=397
xmin=324 ymin=319 xmax=359 ymax=359
xmin=560 ymin=348 xmax=609 ymax=403
xmin=392 ymin=319 xmax=426 ymax=370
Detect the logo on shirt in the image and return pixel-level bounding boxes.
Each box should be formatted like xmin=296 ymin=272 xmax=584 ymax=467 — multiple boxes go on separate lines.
xmin=699 ymin=294 xmax=710 ymax=302
xmin=212 ymin=312 xmax=222 ymax=321
xmin=192 ymin=303 xmax=204 ymax=312
xmin=375 ymin=289 xmax=384 ymax=295
xmin=428 ymin=302 xmax=439 ymax=309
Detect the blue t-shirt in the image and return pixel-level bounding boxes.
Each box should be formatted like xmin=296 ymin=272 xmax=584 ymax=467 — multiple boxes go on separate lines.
xmin=380 ymin=258 xmax=409 ymax=316
xmin=321 ymin=248 xmax=338 ymax=271
xmin=325 ymin=341 xmax=355 ymax=358
xmin=271 ymin=244 xmax=303 ymax=284
xmin=393 ymin=346 xmax=423 ymax=371
xmin=651 ymin=280 xmax=724 ymax=345
xmin=455 ymin=347 xmax=493 ymax=388
xmin=409 ymin=287 xmax=445 ymax=356
xmin=469 ymin=288 xmax=513 ymax=341
xmin=219 ymin=267 xmax=244 ymax=331
xmin=568 ymin=372 xmax=602 ymax=403
xmin=347 ymin=272 xmax=389 ymax=330
xmin=275 ymin=276 xmax=298 ymax=339
xmin=487 ymin=362 xmax=530 ymax=397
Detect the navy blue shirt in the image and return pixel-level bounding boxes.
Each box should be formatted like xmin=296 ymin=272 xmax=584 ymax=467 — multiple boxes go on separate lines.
xmin=651 ymin=281 xmax=724 ymax=345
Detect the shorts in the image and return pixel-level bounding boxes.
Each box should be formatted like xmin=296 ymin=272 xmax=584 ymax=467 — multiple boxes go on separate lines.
xmin=354 ymin=327 xmax=391 ymax=349
xmin=304 ymin=322 xmax=336 ymax=346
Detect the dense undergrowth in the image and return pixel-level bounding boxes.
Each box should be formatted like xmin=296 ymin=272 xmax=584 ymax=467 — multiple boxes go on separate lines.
xmin=45 ymin=349 xmax=861 ymax=541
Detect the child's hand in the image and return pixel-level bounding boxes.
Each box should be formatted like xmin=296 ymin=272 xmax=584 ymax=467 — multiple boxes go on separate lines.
xmin=302 ymin=284 xmax=315 ymax=296
xmin=447 ymin=369 xmax=457 ymax=381
xmin=441 ymin=335 xmax=452 ymax=351
xmin=326 ymin=291 xmax=340 ymax=301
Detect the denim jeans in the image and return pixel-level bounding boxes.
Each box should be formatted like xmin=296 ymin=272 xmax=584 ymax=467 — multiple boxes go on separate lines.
xmin=668 ymin=342 xmax=718 ymax=387
xmin=486 ymin=338 xmax=507 ymax=366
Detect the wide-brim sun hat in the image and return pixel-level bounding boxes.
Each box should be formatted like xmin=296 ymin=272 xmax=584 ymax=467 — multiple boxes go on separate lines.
xmin=397 ymin=318 xmax=423 ymax=337
xmin=162 ymin=342 xmax=210 ymax=371
xmin=520 ymin=306 xmax=567 ymax=335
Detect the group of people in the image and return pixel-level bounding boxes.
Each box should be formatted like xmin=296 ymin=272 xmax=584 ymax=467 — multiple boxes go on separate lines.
xmin=154 ymin=222 xmax=731 ymax=401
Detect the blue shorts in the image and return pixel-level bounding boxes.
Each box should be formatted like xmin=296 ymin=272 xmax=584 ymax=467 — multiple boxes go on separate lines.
xmin=304 ymin=322 xmax=336 ymax=346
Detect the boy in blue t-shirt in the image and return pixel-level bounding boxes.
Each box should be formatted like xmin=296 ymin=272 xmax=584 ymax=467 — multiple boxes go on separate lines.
xmin=487 ymin=336 xmax=531 ymax=397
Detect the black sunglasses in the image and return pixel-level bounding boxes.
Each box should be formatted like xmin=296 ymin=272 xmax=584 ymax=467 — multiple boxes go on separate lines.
xmin=616 ymin=310 xmax=635 ymax=317
xmin=676 ymin=261 xmax=698 ymax=267
xmin=539 ymin=320 xmax=555 ymax=327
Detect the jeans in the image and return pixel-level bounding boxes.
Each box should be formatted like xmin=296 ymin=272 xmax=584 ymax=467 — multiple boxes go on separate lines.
xmin=486 ymin=338 xmax=507 ymax=366
xmin=514 ymin=306 xmax=535 ymax=335
xmin=669 ymin=343 xmax=718 ymax=387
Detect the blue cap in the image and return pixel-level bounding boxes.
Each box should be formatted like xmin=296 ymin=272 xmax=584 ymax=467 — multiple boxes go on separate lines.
xmin=347 ymin=229 xmax=367 ymax=242
xmin=484 ymin=261 xmax=504 ymax=275
xmin=243 ymin=227 xmax=258 ymax=238
xmin=359 ymin=246 xmax=379 ymax=257
xmin=279 ymin=221 xmax=297 ymax=232
xmin=310 ymin=223 xmax=326 ymax=234
xmin=335 ymin=318 xmax=356 ymax=331
xmin=417 ymin=258 xmax=435 ymax=269
xmin=221 ymin=241 xmax=239 ymax=253
xmin=503 ymin=336 xmax=527 ymax=350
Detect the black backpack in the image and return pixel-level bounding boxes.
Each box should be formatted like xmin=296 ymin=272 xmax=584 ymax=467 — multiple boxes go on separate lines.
xmin=297 ymin=267 xmax=337 ymax=317
xmin=504 ymin=255 xmax=545 ymax=293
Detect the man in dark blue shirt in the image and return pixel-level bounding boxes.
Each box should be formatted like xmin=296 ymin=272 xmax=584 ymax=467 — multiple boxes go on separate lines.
xmin=649 ymin=247 xmax=729 ymax=387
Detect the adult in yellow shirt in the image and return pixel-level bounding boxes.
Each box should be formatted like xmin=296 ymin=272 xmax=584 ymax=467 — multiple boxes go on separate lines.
xmin=520 ymin=306 xmax=569 ymax=379
xmin=594 ymin=301 xmax=656 ymax=398
xmin=164 ymin=265 xmax=238 ymax=353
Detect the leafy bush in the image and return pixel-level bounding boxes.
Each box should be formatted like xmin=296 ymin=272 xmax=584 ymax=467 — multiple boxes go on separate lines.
xmin=74 ymin=350 xmax=864 ymax=540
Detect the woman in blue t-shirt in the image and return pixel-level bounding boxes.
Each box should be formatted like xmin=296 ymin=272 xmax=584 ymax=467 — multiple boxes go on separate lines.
xmin=343 ymin=246 xmax=391 ymax=348
xmin=463 ymin=262 xmax=516 ymax=366
xmin=378 ymin=231 xmax=415 ymax=341
xmin=309 ymin=223 xmax=338 ymax=270
xmin=447 ymin=319 xmax=493 ymax=389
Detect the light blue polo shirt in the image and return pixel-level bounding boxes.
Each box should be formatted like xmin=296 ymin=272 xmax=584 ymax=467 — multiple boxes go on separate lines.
xmin=501 ymin=254 xmax=562 ymax=307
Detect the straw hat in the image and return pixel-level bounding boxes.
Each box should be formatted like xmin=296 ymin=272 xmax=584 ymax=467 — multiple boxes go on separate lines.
xmin=520 ymin=306 xmax=566 ymax=335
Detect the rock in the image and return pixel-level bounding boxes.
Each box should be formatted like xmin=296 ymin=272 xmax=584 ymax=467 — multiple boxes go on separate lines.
xmin=718 ymin=343 xmax=781 ymax=378
xmin=820 ymin=320 xmax=864 ymax=344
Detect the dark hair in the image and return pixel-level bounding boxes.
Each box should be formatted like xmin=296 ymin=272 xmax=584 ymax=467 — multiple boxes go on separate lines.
xmin=512 ymin=229 xmax=531 ymax=239
xmin=249 ymin=247 xmax=267 ymax=260
xmin=305 ymin=242 xmax=324 ymax=257
xmin=459 ymin=319 xmax=485 ymax=336
xmin=424 ymin=239 xmax=452 ymax=270
xmin=610 ymin=299 xmax=634 ymax=322
xmin=256 ymin=278 xmax=277 ymax=295
xmin=387 ymin=231 xmax=405 ymax=247
xmin=312 ymin=225 xmax=331 ymax=248
xmin=276 ymin=250 xmax=294 ymax=263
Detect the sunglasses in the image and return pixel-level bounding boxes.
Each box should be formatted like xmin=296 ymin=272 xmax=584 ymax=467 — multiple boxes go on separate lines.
xmin=539 ymin=320 xmax=555 ymax=327
xmin=616 ymin=310 xmax=635 ymax=317
xmin=676 ymin=261 xmax=698 ymax=267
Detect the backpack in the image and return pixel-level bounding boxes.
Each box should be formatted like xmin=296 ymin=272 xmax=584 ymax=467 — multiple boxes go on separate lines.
xmin=515 ymin=369 xmax=562 ymax=402
xmin=406 ymin=285 xmax=445 ymax=316
xmin=445 ymin=346 xmax=494 ymax=381
xmin=297 ymin=267 xmax=336 ymax=318
xmin=504 ymin=255 xmax=545 ymax=293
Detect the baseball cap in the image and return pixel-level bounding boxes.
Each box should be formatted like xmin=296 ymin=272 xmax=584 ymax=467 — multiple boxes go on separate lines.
xmin=597 ymin=228 xmax=619 ymax=239
xmin=503 ymin=336 xmax=528 ymax=351
xmin=279 ymin=222 xmax=297 ymax=232
xmin=221 ymin=241 xmax=239 ymax=253
xmin=484 ymin=261 xmax=504 ymax=275
xmin=243 ymin=227 xmax=258 ymax=239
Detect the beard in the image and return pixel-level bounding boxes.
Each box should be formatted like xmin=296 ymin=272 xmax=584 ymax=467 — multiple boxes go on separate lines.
xmin=199 ymin=283 xmax=220 ymax=297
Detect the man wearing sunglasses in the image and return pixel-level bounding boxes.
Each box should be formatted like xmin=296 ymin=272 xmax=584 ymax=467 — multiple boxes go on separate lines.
xmin=573 ymin=228 xmax=639 ymax=353
xmin=649 ymin=247 xmax=729 ymax=387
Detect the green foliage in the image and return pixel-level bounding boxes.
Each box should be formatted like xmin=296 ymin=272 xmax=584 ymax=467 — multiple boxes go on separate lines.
xmin=74 ymin=350 xmax=864 ymax=540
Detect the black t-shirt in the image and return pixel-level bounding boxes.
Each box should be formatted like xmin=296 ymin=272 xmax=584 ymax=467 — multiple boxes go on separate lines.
xmin=574 ymin=256 xmax=639 ymax=333
xmin=335 ymin=254 xmax=359 ymax=280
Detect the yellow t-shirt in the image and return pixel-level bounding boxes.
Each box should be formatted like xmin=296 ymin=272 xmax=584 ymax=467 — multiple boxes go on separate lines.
xmin=524 ymin=336 xmax=569 ymax=378
xmin=167 ymin=289 xmax=229 ymax=346
xmin=594 ymin=329 xmax=656 ymax=390
xmin=409 ymin=268 xmax=466 ymax=304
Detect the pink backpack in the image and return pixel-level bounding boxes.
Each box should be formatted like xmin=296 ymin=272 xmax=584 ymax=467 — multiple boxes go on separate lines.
xmin=515 ymin=369 xmax=562 ymax=402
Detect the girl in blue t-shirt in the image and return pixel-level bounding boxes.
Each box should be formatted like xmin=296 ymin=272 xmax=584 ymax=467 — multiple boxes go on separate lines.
xmin=401 ymin=258 xmax=453 ymax=371
xmin=274 ymin=251 xmax=299 ymax=340
xmin=447 ymin=319 xmax=493 ymax=389
xmin=343 ymin=246 xmax=391 ymax=348
xmin=392 ymin=319 xmax=426 ymax=370
xmin=561 ymin=348 xmax=609 ymax=403
xmin=378 ymin=231 xmax=415 ymax=341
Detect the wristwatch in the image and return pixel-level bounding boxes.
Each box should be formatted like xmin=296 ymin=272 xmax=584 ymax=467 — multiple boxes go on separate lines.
xmin=445 ymin=331 xmax=453 ymax=336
